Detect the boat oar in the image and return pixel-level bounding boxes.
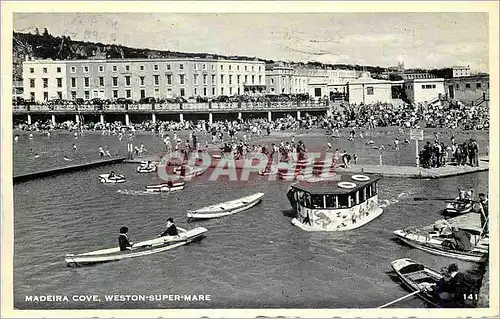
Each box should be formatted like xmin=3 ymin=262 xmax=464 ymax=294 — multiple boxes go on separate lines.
xmin=413 ymin=197 xmax=456 ymax=201
xmin=377 ymin=290 xmax=421 ymax=308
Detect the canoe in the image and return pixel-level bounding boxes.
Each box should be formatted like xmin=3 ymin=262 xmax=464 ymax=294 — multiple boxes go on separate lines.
xmin=390 ymin=258 xmax=456 ymax=308
xmin=444 ymin=197 xmax=473 ymax=216
xmin=98 ymin=173 xmax=126 ymax=184
xmin=393 ymin=227 xmax=488 ymax=263
xmin=65 ymin=227 xmax=207 ymax=266
xmin=187 ymin=192 xmax=264 ymax=219
xmin=174 ymin=167 xmax=205 ymax=179
xmin=145 ymin=181 xmax=185 ymax=192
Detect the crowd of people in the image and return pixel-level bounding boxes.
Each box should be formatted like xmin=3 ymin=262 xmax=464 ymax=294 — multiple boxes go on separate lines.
xmin=418 ymin=132 xmax=481 ymax=168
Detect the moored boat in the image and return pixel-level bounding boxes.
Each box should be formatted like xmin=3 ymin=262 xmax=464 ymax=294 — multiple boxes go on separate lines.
xmin=187 ymin=192 xmax=265 ymax=220
xmin=65 ymin=227 xmax=207 ymax=266
xmin=136 ymin=166 xmax=157 ymax=173
xmin=393 ymin=224 xmax=488 ymax=263
xmin=390 ymin=258 xmax=457 ymax=308
xmin=173 ymin=166 xmax=205 ymax=179
xmin=145 ymin=181 xmax=185 ymax=192
xmin=98 ymin=173 xmax=126 ymax=184
xmin=287 ymin=174 xmax=384 ymax=231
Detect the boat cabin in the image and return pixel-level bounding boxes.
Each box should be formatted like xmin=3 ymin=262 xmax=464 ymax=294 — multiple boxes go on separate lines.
xmin=287 ymin=174 xmax=384 ymax=231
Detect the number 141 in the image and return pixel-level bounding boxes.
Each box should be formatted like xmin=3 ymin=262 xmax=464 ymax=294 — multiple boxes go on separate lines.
xmin=463 ymin=293 xmax=479 ymax=300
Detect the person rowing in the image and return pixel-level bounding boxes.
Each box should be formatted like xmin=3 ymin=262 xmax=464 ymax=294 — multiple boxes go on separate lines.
xmin=118 ymin=227 xmax=134 ymax=251
xmin=109 ymin=171 xmax=117 ymax=179
xmin=158 ymin=218 xmax=179 ymax=237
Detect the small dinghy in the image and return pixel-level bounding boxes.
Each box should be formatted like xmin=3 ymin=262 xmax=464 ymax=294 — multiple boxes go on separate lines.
xmin=174 ymin=166 xmax=205 ymax=179
xmin=187 ymin=192 xmax=264 ymax=220
xmin=98 ymin=173 xmax=126 ymax=184
xmin=65 ymin=227 xmax=207 ymax=266
xmin=146 ymin=181 xmax=185 ymax=192
xmin=444 ymin=197 xmax=473 ymax=216
xmin=390 ymin=258 xmax=446 ymax=307
xmin=136 ymin=164 xmax=157 ymax=173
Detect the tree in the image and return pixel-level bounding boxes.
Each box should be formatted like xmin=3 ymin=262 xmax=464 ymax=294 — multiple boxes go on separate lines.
xmin=42 ymin=28 xmax=49 ymax=37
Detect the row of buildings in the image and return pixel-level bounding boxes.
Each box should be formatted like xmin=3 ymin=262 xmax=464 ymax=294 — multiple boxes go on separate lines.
xmin=19 ymin=57 xmax=489 ymax=106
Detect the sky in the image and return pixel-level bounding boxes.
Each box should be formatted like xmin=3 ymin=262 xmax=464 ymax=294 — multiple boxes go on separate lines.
xmin=13 ymin=12 xmax=489 ymax=72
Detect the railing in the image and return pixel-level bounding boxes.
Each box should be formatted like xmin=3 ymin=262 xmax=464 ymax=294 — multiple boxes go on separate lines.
xmin=12 ymin=100 xmax=329 ymax=113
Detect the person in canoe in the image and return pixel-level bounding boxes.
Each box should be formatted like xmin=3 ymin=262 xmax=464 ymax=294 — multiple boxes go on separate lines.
xmin=109 ymin=171 xmax=116 ymax=179
xmin=158 ymin=218 xmax=179 ymax=237
xmin=118 ymin=227 xmax=134 ymax=251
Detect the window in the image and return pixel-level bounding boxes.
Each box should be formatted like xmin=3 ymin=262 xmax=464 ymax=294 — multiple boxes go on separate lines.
xmin=71 ymin=91 xmax=76 ymax=99
xmin=237 ymin=65 xmax=240 ymax=71
xmin=167 ymin=64 xmax=171 ymax=71
xmin=314 ymin=88 xmax=321 ymax=97
xmin=57 ymin=67 xmax=61 ymax=73
xmin=140 ymin=76 xmax=145 ymax=86
xmin=203 ymin=87 xmax=207 ymax=96
xmin=259 ymin=66 xmax=261 ymax=72
xmin=245 ymin=65 xmax=248 ymax=71
xmin=211 ymin=75 xmax=216 ymax=84
xmin=212 ymin=65 xmax=215 ymax=71
xmin=456 ymin=84 xmax=459 ymax=89
xmin=203 ymin=74 xmax=207 ymax=85
xmin=180 ymin=88 xmax=185 ymax=97
xmin=252 ymin=66 xmax=254 ymax=72
xmin=43 ymin=67 xmax=47 ymax=73
xmin=194 ymin=74 xmax=198 ymax=85
xmin=29 ymin=68 xmax=34 ymax=73
xmin=221 ymin=65 xmax=224 ymax=71
xmin=194 ymin=88 xmax=198 ymax=95
xmin=57 ymin=92 xmax=62 ymax=99
xmin=237 ymin=75 xmax=241 ymax=84
xmin=252 ymin=75 xmax=255 ymax=84
xmin=359 ymin=188 xmax=366 ymax=202
xmin=220 ymin=75 xmax=224 ymax=84
xmin=366 ymin=86 xmax=374 ymax=95
xmin=221 ymin=87 xmax=224 ymax=95
xmin=99 ymin=77 xmax=104 ymax=87
xmin=30 ymin=92 xmax=35 ymax=101
xmin=71 ymin=77 xmax=77 ymax=88
xmin=112 ymin=65 xmax=117 ymax=72
xmin=432 ymin=84 xmax=436 ymax=89
xmin=113 ymin=90 xmax=118 ymax=99
xmin=166 ymin=75 xmax=172 ymax=85
xmin=125 ymin=76 xmax=131 ymax=86
xmin=194 ymin=64 xmax=197 ymax=70
xmin=203 ymin=64 xmax=207 ymax=70
xmin=83 ymin=66 xmax=89 ymax=73
xmin=367 ymin=185 xmax=373 ymax=198
xmin=338 ymin=194 xmax=349 ymax=208
xmin=311 ymin=195 xmax=324 ymax=209
xmin=229 ymin=75 xmax=232 ymax=85
xmin=326 ymin=194 xmax=338 ymax=208
xmin=140 ymin=89 xmax=145 ymax=99
xmin=212 ymin=87 xmax=215 ymax=95
xmin=57 ymin=78 xmax=63 ymax=88
xmin=125 ymin=65 xmax=130 ymax=71
xmin=259 ymin=75 xmax=262 ymax=84
xmin=229 ymin=65 xmax=232 ymax=71
xmin=179 ymin=64 xmax=184 ymax=70
xmin=154 ymin=75 xmax=159 ymax=86
xmin=126 ymin=89 xmax=131 ymax=98
xmin=229 ymin=87 xmax=233 ymax=95
xmin=271 ymin=78 xmax=274 ymax=85
xmin=43 ymin=78 xmax=48 ymax=88
xmin=112 ymin=77 xmax=118 ymax=87
xmin=29 ymin=78 xmax=35 ymax=88
xmin=179 ymin=75 xmax=185 ymax=85
xmin=98 ymin=66 xmax=104 ymax=72
xmin=465 ymin=83 xmax=471 ymax=89
xmin=421 ymin=85 xmax=425 ymax=89
xmin=84 ymin=91 xmax=90 ymax=100
xmin=140 ymin=65 xmax=145 ymax=71
xmin=43 ymin=92 xmax=48 ymax=101
xmin=154 ymin=64 xmax=159 ymax=71
xmin=71 ymin=66 xmax=76 ymax=73
xmin=425 ymin=85 xmax=432 ymax=89
xmin=244 ymin=75 xmax=248 ymax=83
xmin=477 ymin=83 xmax=481 ymax=88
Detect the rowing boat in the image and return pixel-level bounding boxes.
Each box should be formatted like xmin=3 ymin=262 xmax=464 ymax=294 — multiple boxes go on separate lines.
xmin=187 ymin=192 xmax=264 ymax=219
xmin=145 ymin=181 xmax=185 ymax=192
xmin=393 ymin=226 xmax=488 ymax=263
xmin=98 ymin=173 xmax=126 ymax=184
xmin=65 ymin=227 xmax=207 ymax=266
xmin=444 ymin=197 xmax=473 ymax=216
xmin=136 ymin=165 xmax=157 ymax=173
xmin=390 ymin=258 xmax=456 ymax=307
xmin=173 ymin=166 xmax=205 ymax=179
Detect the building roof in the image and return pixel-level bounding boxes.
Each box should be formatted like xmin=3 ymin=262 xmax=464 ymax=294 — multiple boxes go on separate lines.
xmin=405 ymin=78 xmax=444 ymax=83
xmin=290 ymin=174 xmax=382 ymax=195
xmin=347 ymin=73 xmax=392 ymax=85
xmin=23 ymin=57 xmax=266 ymax=64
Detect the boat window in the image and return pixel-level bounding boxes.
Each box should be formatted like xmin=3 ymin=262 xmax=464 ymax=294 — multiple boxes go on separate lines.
xmin=325 ymin=194 xmax=338 ymax=208
xmin=373 ymin=182 xmax=378 ymax=195
xmin=296 ymin=190 xmax=305 ymax=206
xmin=349 ymin=193 xmax=356 ymax=207
xmin=367 ymin=185 xmax=373 ymax=198
xmin=304 ymin=192 xmax=312 ymax=208
xmin=355 ymin=191 xmax=360 ymax=205
xmin=311 ymin=195 xmax=324 ymax=208
xmin=360 ymin=188 xmax=366 ymax=202
xmin=338 ymin=194 xmax=349 ymax=208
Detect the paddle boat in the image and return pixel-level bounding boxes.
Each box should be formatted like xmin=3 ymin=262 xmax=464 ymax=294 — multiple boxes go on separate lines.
xmin=65 ymin=227 xmax=207 ymax=266
xmin=393 ymin=222 xmax=488 ymax=263
xmin=145 ymin=181 xmax=185 ymax=192
xmin=390 ymin=258 xmax=457 ymax=308
xmin=287 ymin=174 xmax=384 ymax=231
xmin=173 ymin=166 xmax=205 ymax=179
xmin=444 ymin=197 xmax=473 ymax=217
xmin=136 ymin=161 xmax=157 ymax=173
xmin=187 ymin=192 xmax=265 ymax=220
xmin=98 ymin=173 xmax=126 ymax=184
